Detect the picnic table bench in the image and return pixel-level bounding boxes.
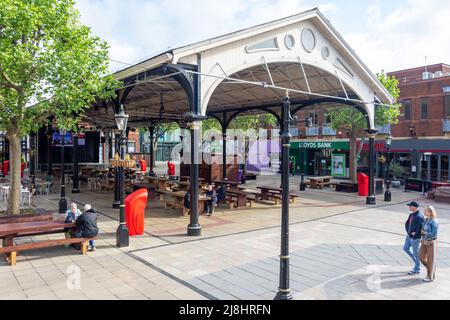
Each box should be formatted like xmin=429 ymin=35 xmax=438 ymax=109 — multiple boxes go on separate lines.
xmin=308 ymin=176 xmax=334 ymax=189
xmin=224 ymin=190 xmax=252 ymax=208
xmin=0 ymin=220 xmax=94 ymax=266
xmin=257 ymin=186 xmax=300 ymax=204
xmin=160 ymin=190 xmax=209 ymax=216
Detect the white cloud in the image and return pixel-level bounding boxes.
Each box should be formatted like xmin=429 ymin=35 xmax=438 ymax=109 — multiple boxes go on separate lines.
xmin=344 ymin=0 xmax=450 ymax=73
xmin=74 ymin=0 xmax=450 ymax=74
xmin=74 ymin=0 xmax=338 ymax=72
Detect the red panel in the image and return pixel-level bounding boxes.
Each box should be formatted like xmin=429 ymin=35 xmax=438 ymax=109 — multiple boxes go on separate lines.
xmin=125 ymin=189 xmax=148 ymax=236
xmin=358 ymin=173 xmax=369 ymax=197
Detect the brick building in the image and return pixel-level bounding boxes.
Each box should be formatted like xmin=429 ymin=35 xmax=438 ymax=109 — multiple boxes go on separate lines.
xmin=289 ymin=63 xmax=450 ymax=181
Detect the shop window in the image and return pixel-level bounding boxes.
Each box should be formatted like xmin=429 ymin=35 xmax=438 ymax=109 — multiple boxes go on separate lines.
xmin=421 ymin=98 xmax=428 ymax=119
xmin=403 ymin=100 xmax=412 ymax=120
xmin=128 ymin=142 xmax=136 ymax=153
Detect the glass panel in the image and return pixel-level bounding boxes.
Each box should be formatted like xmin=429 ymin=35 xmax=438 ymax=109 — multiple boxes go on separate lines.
xmin=421 ymin=98 xmax=428 ymax=119
xmin=246 ymin=38 xmax=279 ymax=52
xmin=404 ymin=100 xmax=411 ymax=120
xmin=301 ymin=28 xmax=316 ymax=52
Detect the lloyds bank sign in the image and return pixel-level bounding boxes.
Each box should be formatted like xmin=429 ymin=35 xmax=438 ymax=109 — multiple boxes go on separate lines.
xmin=291 ymin=141 xmax=349 ymax=150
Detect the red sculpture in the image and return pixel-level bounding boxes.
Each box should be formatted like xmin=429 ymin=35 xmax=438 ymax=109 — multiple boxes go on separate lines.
xmin=125 ymin=188 xmax=148 ymax=236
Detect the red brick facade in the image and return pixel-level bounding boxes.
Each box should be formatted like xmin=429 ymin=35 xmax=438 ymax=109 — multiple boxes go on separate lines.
xmin=388 ymin=63 xmax=450 ymax=138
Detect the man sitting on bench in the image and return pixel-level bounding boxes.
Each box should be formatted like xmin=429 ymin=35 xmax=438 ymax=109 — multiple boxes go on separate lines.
xmin=72 ymin=204 xmax=98 ymax=252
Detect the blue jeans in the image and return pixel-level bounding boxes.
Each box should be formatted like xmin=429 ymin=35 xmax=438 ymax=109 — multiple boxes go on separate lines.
xmin=403 ymin=236 xmax=421 ymax=272
xmin=74 ymin=232 xmax=95 ymax=247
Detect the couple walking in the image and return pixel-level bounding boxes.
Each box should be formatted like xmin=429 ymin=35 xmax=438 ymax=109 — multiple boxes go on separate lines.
xmin=404 ymin=201 xmax=439 ymax=282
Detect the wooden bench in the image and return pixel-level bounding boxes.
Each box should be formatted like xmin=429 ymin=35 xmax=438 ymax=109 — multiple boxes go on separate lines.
xmin=318 ymin=181 xmax=336 ymax=189
xmin=336 ymin=183 xmax=358 ymax=193
xmin=100 ymin=183 xmax=114 ymax=192
xmin=0 ymin=237 xmax=95 ymax=266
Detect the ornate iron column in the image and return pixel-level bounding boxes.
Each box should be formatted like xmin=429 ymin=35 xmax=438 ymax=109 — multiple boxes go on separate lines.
xmin=113 ymin=132 xmax=120 ymax=209
xmin=300 ymin=147 xmax=306 ymax=191
xmin=72 ymin=133 xmax=80 ymax=193
xmin=384 ymin=133 xmax=392 ymax=202
xmin=58 ymin=129 xmax=67 ymax=213
xmin=46 ymin=127 xmax=53 ymax=176
xmin=275 ymin=94 xmax=293 ymax=300
xmin=187 ymin=120 xmax=202 ymax=236
xmin=29 ymin=133 xmax=36 ymax=189
xmin=366 ymin=130 xmax=378 ymax=205
xmin=149 ymin=126 xmax=155 ymax=175
xmin=222 ymin=126 xmax=228 ymax=180
xmin=116 ymin=131 xmax=129 ymax=247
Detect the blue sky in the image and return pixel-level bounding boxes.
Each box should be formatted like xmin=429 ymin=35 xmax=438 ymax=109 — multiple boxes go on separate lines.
xmin=75 ymin=0 xmax=450 ymax=74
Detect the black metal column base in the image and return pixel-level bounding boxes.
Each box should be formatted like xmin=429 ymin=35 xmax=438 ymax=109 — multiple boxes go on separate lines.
xmin=112 ymin=201 xmax=121 ymax=209
xmin=274 ymin=290 xmax=293 ymax=300
xmin=300 ymin=178 xmax=306 ymax=191
xmin=59 ymin=197 xmax=67 ymax=214
xmin=187 ymin=224 xmax=202 ymax=236
xmin=384 ymin=190 xmax=392 ymax=202
xmin=366 ymin=195 xmax=376 ymax=205
xmin=72 ymin=189 xmax=80 ymax=194
xmin=116 ymin=224 xmax=129 ymax=248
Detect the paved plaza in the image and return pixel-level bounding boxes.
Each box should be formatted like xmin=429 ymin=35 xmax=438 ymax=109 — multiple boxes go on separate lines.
xmin=1 ymin=172 xmax=450 ymax=300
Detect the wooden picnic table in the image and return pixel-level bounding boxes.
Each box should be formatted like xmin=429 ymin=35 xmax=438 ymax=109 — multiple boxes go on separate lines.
xmin=160 ymin=190 xmax=210 ymax=216
xmin=225 ymin=190 xmax=249 ymax=208
xmin=308 ymin=176 xmax=334 ymax=189
xmin=257 ymin=186 xmax=300 ymax=204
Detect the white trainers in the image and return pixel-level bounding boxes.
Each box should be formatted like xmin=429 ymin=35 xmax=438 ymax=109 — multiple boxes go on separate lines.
xmin=422 ymin=277 xmax=433 ymax=283
xmin=88 ymin=246 xmax=96 ymax=252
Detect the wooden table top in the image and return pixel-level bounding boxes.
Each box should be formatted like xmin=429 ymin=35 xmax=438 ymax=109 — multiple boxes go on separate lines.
xmin=0 ymin=220 xmax=76 ymax=238
xmin=213 ymin=180 xmax=241 ymax=186
xmin=308 ymin=176 xmax=333 ymax=181
xmin=257 ymin=185 xmax=283 ymax=192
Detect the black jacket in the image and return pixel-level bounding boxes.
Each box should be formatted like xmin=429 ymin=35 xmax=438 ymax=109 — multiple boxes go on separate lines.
xmin=405 ymin=211 xmax=425 ymax=240
xmin=76 ymin=209 xmax=99 ymax=238
xmin=184 ymin=192 xmax=190 ymax=209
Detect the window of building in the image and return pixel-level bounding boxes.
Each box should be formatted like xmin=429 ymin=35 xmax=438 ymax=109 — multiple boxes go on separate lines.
xmin=309 ymin=112 xmax=318 ymax=125
xmin=403 ymin=100 xmax=412 ymax=120
xmin=324 ymin=113 xmax=332 ymax=125
xmin=128 ymin=141 xmax=136 ymax=153
xmin=446 ymin=95 xmax=450 ymax=118
xmin=421 ymin=98 xmax=429 ymax=119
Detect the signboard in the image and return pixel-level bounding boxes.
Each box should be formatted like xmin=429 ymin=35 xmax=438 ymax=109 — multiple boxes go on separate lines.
xmin=291 ymin=141 xmax=349 ymax=150
xmin=331 ymin=153 xmax=346 ymax=177
xmin=52 ymin=132 xmax=73 ymax=146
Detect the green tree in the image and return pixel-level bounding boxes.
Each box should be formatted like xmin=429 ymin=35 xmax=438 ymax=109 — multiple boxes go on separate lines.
xmin=0 ymin=0 xmax=117 ymax=214
xmin=326 ymin=72 xmax=400 ymax=182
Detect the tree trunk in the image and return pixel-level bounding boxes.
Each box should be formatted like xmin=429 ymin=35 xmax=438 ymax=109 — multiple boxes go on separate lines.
xmin=6 ymin=132 xmax=22 ymax=215
xmin=349 ymin=132 xmax=358 ymax=183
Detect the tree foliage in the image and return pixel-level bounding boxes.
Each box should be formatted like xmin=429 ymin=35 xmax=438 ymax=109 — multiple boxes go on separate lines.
xmin=325 ymin=72 xmax=401 ymax=182
xmin=0 ymin=0 xmax=118 ymax=214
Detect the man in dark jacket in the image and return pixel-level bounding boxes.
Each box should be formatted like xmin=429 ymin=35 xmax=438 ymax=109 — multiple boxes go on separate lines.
xmin=73 ymin=204 xmax=98 ymax=252
xmin=403 ymin=201 xmax=425 ymax=275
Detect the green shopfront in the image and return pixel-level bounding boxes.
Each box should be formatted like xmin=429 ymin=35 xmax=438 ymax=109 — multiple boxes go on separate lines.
xmin=290 ymin=141 xmax=350 ymax=177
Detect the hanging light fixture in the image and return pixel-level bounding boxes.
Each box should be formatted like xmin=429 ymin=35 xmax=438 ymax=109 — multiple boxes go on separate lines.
xmin=115 ymin=105 xmax=129 ymax=132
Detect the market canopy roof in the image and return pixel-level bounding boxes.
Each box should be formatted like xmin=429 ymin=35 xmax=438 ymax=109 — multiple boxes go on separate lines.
xmin=84 ymin=8 xmax=393 ymax=130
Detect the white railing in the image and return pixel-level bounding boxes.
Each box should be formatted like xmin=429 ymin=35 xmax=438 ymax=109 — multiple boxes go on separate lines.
xmin=322 ymin=126 xmax=336 ymax=136
xmin=376 ymin=124 xmax=391 ymax=134
xmin=443 ymin=119 xmax=450 ymax=132
xmin=306 ymin=126 xmax=319 ymax=136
